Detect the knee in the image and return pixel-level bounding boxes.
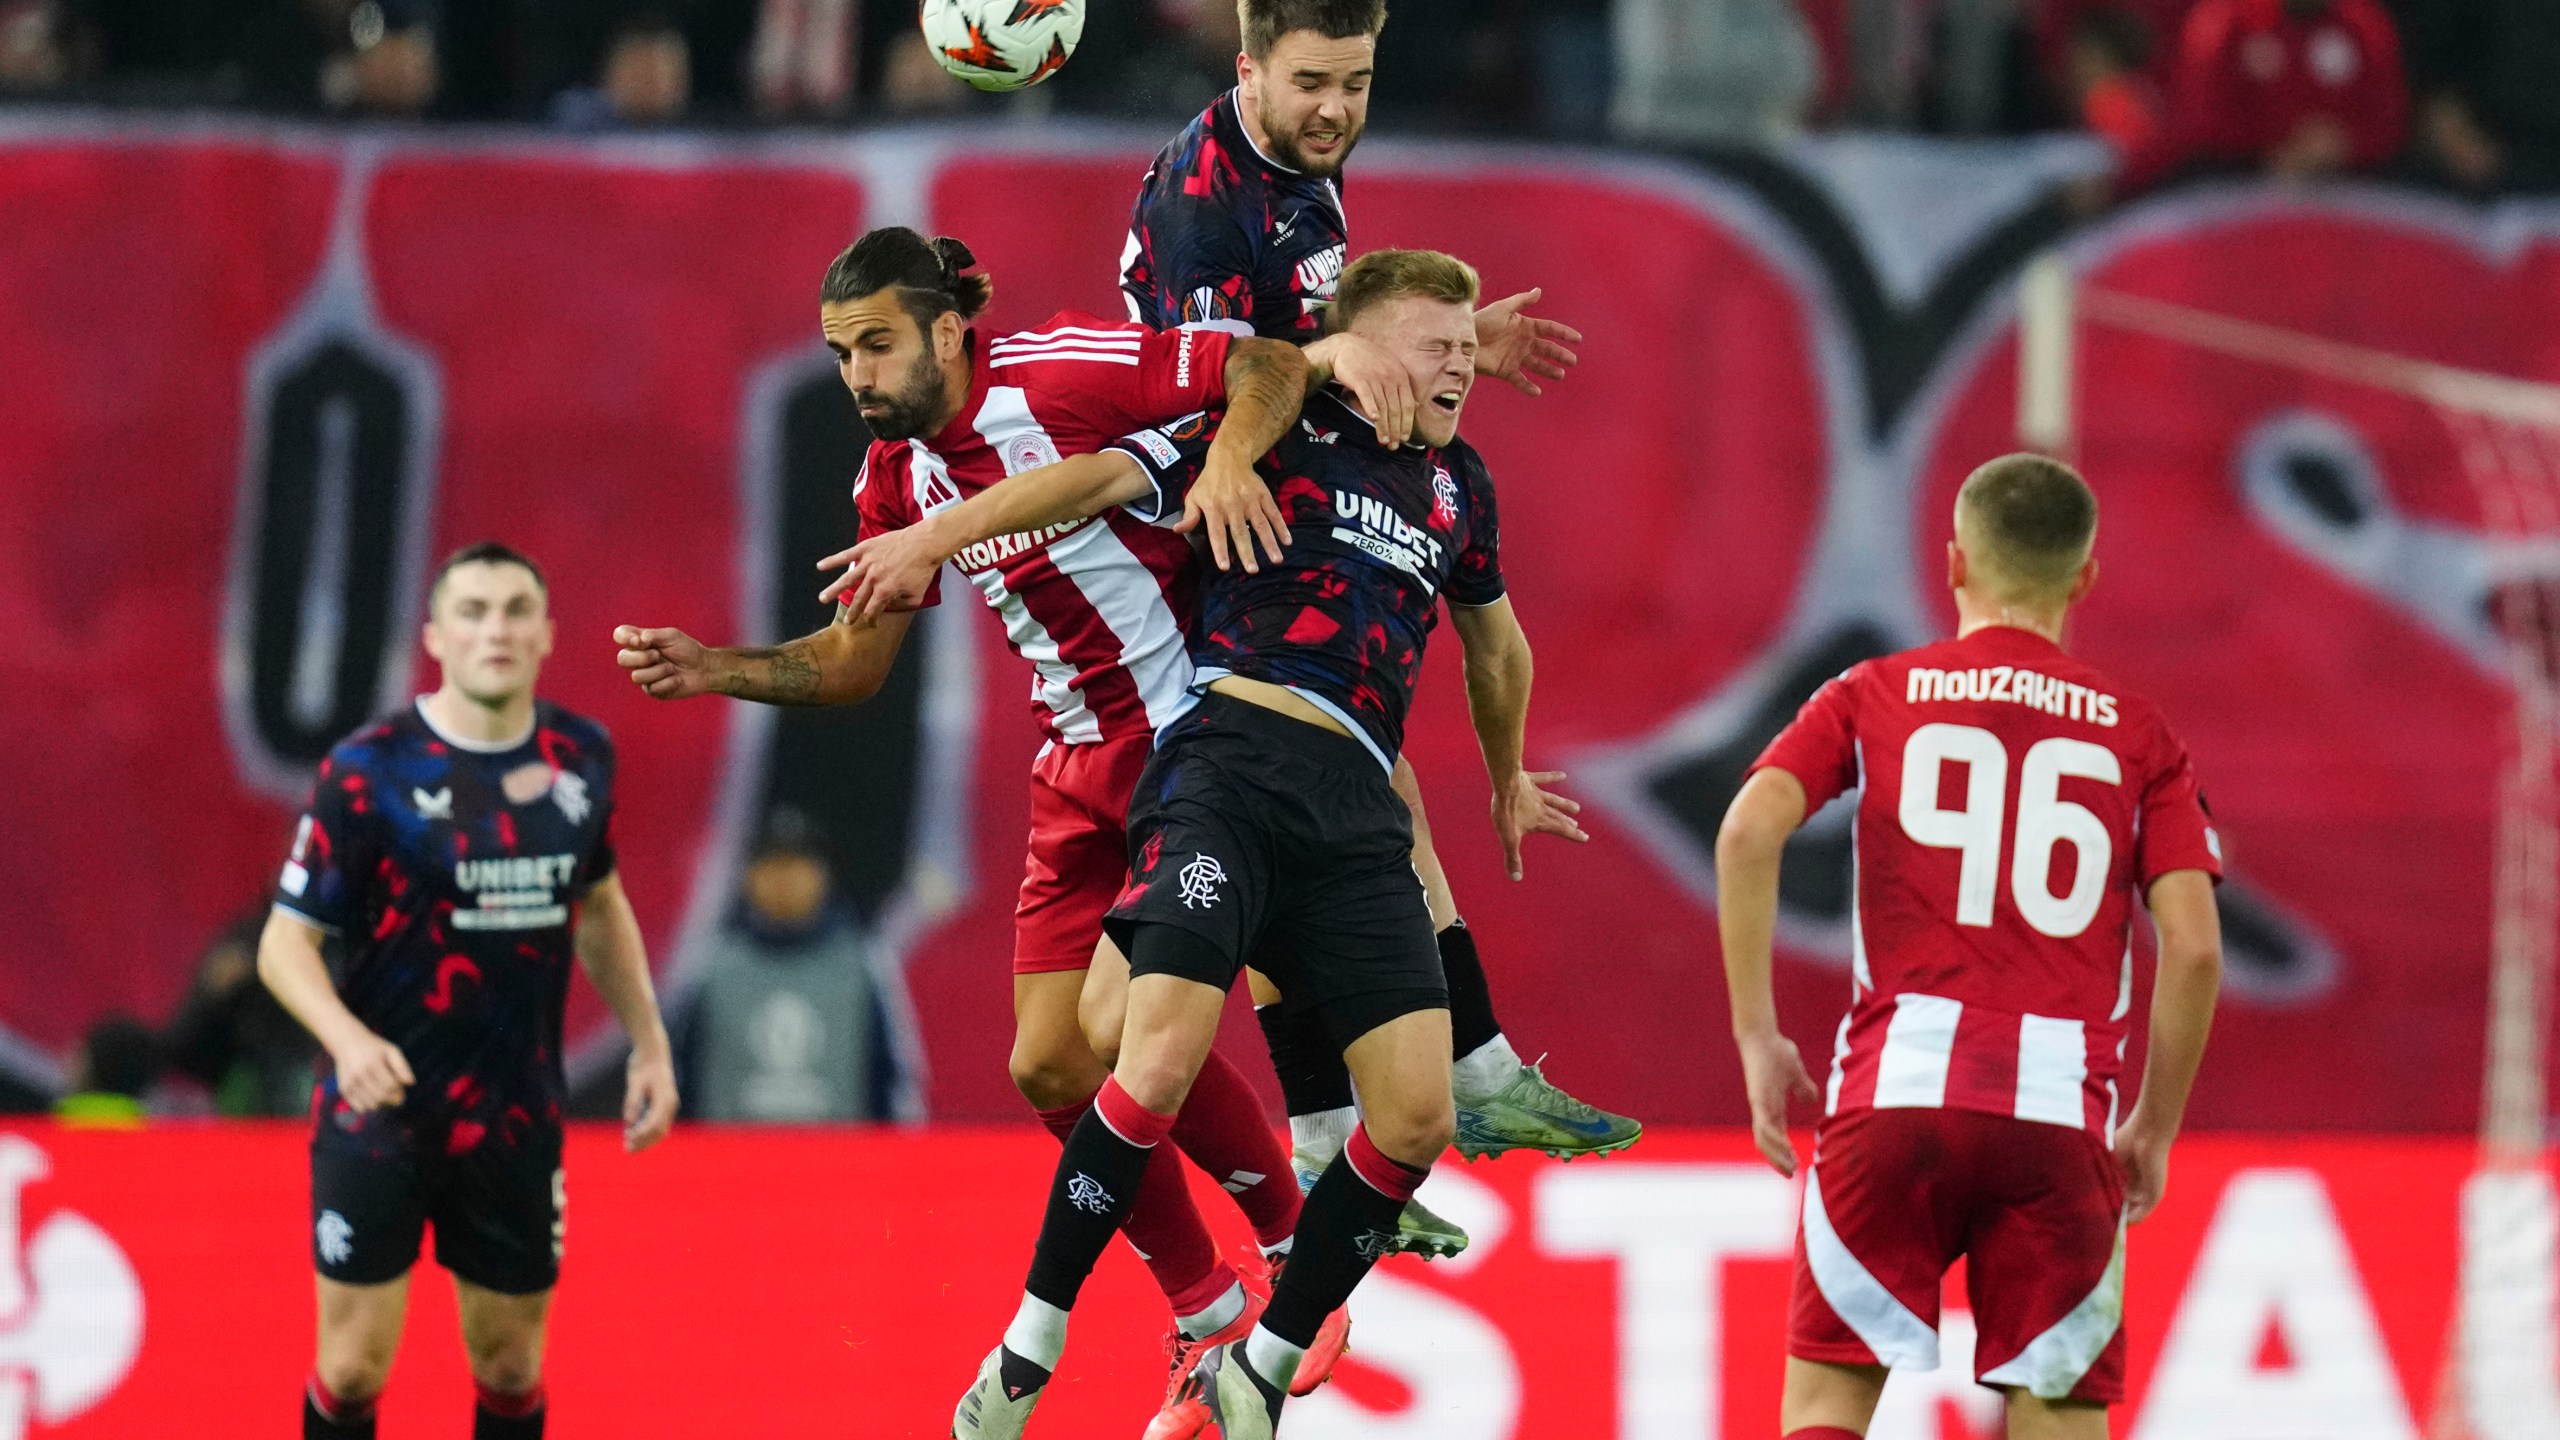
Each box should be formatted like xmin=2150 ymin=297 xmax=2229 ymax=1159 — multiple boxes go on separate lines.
xmin=1112 ymin=1045 xmax=1199 ymax=1117
xmin=314 ymin=1344 xmax=394 ymax=1404
xmin=1362 ymin=1097 xmax=1455 ymax=1169
xmin=465 ymin=1329 xmax=544 ymax=1397
xmin=1009 ymin=1029 xmax=1105 ymax=1111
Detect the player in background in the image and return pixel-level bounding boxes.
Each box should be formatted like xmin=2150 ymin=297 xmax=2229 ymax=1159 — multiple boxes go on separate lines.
xmin=261 ymin=543 xmax=678 ymax=1440
xmin=1713 ymin=456 xmax=2224 ymax=1439
xmin=612 ymin=229 xmax=1346 ymax=1430
xmin=1118 ymin=0 xmax=1635 ymax=1256
xmin=847 ymin=249 xmax=1583 ymax=1440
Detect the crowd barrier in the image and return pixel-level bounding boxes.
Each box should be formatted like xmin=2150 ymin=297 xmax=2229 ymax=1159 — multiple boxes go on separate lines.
xmin=2 ymin=1122 xmax=2479 ymax=1437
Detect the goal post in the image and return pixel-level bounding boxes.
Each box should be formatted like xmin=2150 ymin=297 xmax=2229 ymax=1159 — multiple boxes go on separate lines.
xmin=2016 ymin=251 xmax=2560 ymax=1437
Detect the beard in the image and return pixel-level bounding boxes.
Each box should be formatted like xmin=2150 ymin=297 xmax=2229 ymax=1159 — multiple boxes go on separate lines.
xmin=854 ymin=346 xmax=947 ymax=442
xmin=1256 ymin=97 xmax=1363 ymax=177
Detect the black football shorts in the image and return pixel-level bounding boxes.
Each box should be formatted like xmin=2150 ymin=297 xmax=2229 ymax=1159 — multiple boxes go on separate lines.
xmin=1106 ymin=692 xmax=1446 ymax=1044
xmin=310 ymin=1118 xmax=565 ymax=1295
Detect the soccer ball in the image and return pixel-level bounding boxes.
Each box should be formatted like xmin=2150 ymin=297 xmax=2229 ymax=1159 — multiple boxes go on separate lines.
xmin=919 ymin=0 xmax=1085 ymax=92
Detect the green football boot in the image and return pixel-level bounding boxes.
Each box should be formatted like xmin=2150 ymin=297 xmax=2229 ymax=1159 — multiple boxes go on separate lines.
xmin=1454 ymin=1060 xmax=1643 ymax=1161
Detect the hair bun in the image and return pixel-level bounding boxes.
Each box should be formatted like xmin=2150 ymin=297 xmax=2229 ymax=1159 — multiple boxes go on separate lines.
xmin=930 ymin=236 xmax=978 ymax=280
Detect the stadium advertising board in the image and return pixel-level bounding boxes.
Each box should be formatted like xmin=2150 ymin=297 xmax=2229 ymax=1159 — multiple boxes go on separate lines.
xmin=0 ymin=123 xmax=2544 ymax=1134
xmin=0 ymin=1125 xmax=2481 ymax=1437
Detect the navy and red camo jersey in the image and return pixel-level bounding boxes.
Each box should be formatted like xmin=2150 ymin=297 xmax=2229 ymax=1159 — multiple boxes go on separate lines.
xmin=273 ymin=698 xmax=616 ymax=1154
xmin=1112 ymin=387 xmax=1503 ymax=770
xmin=1750 ymin=626 xmax=2220 ymax=1139
xmin=1120 ymin=88 xmax=1349 ymax=341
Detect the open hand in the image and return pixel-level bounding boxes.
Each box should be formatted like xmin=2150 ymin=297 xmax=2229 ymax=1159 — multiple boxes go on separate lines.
xmin=1175 ymin=454 xmax=1291 ymax=572
xmin=819 ymin=528 xmax=943 ymax=619
xmin=1320 ymin=332 xmax=1419 ymax=447
xmin=1490 ymin=768 xmax=1587 ymax=881
xmin=615 ymin=625 xmax=715 ymax=700
xmin=623 ymin=1045 xmax=679 ymax=1154
xmin=2114 ymin=1119 xmax=2172 ymax=1223
xmin=1474 ymin=289 xmax=1582 ymax=396
xmin=1738 ymin=1031 xmax=1819 ymax=1176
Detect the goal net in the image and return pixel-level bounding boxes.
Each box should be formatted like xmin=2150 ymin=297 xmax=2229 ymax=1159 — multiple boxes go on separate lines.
xmin=2018 ymin=255 xmax=2560 ymax=1439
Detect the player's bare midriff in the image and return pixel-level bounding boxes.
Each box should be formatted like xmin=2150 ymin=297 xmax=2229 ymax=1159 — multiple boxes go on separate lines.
xmin=1205 ymin=675 xmax=1354 ymax=739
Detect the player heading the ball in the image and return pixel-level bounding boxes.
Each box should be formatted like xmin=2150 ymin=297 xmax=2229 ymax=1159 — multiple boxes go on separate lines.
xmin=1716 ymin=455 xmax=2225 ymax=1439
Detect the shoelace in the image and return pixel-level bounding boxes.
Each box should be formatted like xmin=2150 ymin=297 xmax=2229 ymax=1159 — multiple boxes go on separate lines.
xmin=1519 ymin=1057 xmax=1613 ymax=1121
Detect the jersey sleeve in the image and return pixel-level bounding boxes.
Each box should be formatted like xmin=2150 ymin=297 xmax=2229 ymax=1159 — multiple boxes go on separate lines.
xmin=2134 ymin=722 xmax=2224 ymax=887
xmin=1107 ymin=410 xmax=1221 ymax=526
xmin=850 ymin=440 xmax=942 ymax=610
xmin=1749 ymin=668 xmax=1864 ymax=811
xmin=1129 ymin=323 xmax=1234 ymax=423
xmin=576 ymin=734 xmax=619 ymax=891
xmin=1135 ymin=193 xmax=1262 ymax=335
xmin=1445 ymin=450 xmax=1506 ymax=608
xmin=273 ymin=753 xmax=379 ymax=935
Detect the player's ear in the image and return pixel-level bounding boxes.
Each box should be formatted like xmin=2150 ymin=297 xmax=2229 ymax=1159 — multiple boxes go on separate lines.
xmin=1946 ymin=539 xmax=1968 ymax=592
xmin=2067 ymin=554 xmax=2099 ymax=607
xmin=932 ymin=310 xmax=964 ymax=363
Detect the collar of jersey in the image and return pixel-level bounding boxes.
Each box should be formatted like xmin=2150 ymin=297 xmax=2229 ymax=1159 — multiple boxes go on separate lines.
xmin=1221 ymin=87 xmax=1303 ymax=178
xmin=927 ymin=330 xmax=993 ymax=456
xmin=414 ymin=696 xmax=535 ymax=754
xmin=1316 ymin=386 xmax=1439 ymax=457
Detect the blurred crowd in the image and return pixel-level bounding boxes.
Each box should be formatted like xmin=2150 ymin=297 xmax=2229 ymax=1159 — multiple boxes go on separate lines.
xmin=0 ymin=0 xmax=2546 ymax=195
xmin=47 ymin=806 xmax=905 ymax=1127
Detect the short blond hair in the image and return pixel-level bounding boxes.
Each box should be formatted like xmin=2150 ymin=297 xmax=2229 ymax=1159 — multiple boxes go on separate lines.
xmin=1955 ymin=453 xmax=2098 ymax=602
xmin=1330 ymin=249 xmax=1479 ymax=333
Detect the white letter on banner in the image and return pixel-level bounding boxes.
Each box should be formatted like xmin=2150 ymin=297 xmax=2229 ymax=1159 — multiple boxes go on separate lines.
xmin=2132 ymin=1169 xmax=2417 ymax=1440
xmin=1535 ymin=1165 xmax=1797 ymax=1440
xmin=1282 ymin=1268 xmax=1522 ymax=1439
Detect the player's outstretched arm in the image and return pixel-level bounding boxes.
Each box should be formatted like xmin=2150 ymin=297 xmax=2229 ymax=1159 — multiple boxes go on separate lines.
xmin=573 ymin=871 xmax=678 ymax=1154
xmin=255 ymin=908 xmax=414 ymax=1113
xmin=1448 ymin=598 xmax=1587 ymax=882
xmin=614 ymin=609 xmax=916 ymax=707
xmin=822 ymin=452 xmax=1155 ymax=618
xmin=1472 ymin=288 xmax=1582 ymax=397
xmin=2116 ymin=869 xmax=2223 ymax=1222
xmin=1714 ymin=769 xmax=1822 ymax=1177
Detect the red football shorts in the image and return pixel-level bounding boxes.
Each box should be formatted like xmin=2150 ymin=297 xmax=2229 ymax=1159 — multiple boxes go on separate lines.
xmin=1788 ymin=1107 xmax=2128 ymax=1403
xmin=1012 ymin=736 xmax=1154 ymax=975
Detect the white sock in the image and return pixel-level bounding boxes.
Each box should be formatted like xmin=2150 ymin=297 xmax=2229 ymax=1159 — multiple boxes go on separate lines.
xmin=1177 ymin=1280 xmax=1247 ymax=1340
xmin=1259 ymin=1235 xmax=1294 ymax=1262
xmin=1450 ymin=1033 xmax=1525 ymax=1105
xmin=1002 ymin=1293 xmax=1069 ymax=1371
xmin=1289 ymin=1105 xmax=1357 ymax=1163
xmin=1243 ymin=1324 xmax=1306 ymax=1393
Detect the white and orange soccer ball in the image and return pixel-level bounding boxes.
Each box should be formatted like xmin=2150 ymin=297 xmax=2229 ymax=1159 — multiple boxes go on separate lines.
xmin=919 ymin=0 xmax=1085 ymax=92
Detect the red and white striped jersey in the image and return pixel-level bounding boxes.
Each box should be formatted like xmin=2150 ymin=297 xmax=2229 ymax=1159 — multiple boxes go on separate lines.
xmin=853 ymin=314 xmax=1232 ymax=745
xmin=1751 ymin=625 xmax=2222 ymax=1142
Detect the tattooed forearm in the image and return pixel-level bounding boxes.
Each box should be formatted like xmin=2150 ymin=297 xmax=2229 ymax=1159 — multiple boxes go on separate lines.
xmin=715 ymin=640 xmax=824 ymax=705
xmin=1215 ymin=339 xmax=1313 ymax=461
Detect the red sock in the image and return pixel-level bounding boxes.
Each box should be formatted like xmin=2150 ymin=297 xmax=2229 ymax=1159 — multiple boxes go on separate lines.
xmin=1171 ymin=1048 xmax=1299 ymax=1250
xmin=1783 ymin=1429 xmax=1864 ymax=1439
xmin=1034 ymin=1095 xmax=1230 ymax=1318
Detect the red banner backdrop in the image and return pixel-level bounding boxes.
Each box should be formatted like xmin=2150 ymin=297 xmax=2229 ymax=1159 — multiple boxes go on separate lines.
xmin=0 ymin=125 xmax=2549 ymax=1134
xmin=0 ymin=1123 xmax=2478 ymax=1437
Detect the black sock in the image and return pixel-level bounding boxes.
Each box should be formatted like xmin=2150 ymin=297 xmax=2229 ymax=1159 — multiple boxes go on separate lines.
xmin=473 ymin=1402 xmax=544 ymax=1439
xmin=1023 ymin=1101 xmax=1158 ymax=1310
xmin=1439 ymin=920 xmax=1502 ymax=1060
xmin=304 ymin=1390 xmax=375 ymax=1439
xmin=1264 ymin=1143 xmax=1425 ymax=1346
xmin=1257 ymin=999 xmax=1355 ymax=1118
